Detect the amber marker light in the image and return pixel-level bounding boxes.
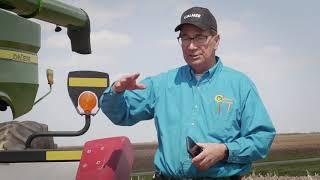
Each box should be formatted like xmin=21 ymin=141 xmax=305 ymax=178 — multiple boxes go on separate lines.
xmin=78 ymin=91 xmax=98 ymax=114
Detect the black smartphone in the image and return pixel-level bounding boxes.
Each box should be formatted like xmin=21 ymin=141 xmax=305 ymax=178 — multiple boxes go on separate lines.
xmin=186 ymin=136 xmax=202 ymax=158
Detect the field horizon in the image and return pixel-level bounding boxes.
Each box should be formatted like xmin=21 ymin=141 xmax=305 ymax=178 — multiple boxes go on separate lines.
xmin=131 ymin=133 xmax=320 ymax=174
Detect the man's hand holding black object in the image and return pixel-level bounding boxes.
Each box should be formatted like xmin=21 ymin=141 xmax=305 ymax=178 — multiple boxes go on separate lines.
xmin=192 ymin=143 xmax=228 ymax=171
xmin=112 ymin=73 xmax=146 ymax=93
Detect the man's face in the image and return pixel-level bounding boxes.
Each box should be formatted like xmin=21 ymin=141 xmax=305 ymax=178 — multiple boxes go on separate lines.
xmin=179 ymin=24 xmax=220 ymax=74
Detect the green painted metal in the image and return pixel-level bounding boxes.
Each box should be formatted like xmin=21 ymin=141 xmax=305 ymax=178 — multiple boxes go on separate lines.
xmin=0 ymin=0 xmax=91 ymax=55
xmin=0 ymin=0 xmax=91 ymax=119
xmin=0 ymin=0 xmax=88 ymax=27
xmin=0 ymin=9 xmax=40 ymax=52
xmin=0 ymin=9 xmax=40 ymax=119
xmin=0 ymin=62 xmax=38 ymax=119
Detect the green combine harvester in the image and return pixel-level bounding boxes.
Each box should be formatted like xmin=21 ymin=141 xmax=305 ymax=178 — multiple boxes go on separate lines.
xmin=0 ymin=0 xmax=92 ymax=151
xmin=0 ymin=2 xmax=134 ymax=179
xmin=0 ymin=0 xmax=91 ymax=119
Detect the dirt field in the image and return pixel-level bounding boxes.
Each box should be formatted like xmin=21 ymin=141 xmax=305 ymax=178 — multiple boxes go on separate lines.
xmin=272 ymin=133 xmax=320 ymax=151
xmin=131 ymin=133 xmax=320 ymax=172
xmin=265 ymin=133 xmax=320 ymax=162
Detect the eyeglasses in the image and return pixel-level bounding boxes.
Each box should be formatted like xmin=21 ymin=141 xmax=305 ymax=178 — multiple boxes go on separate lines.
xmin=177 ymin=34 xmax=213 ymax=47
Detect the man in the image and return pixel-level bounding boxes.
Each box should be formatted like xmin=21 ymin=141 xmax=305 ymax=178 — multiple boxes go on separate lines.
xmin=100 ymin=6 xmax=275 ymax=179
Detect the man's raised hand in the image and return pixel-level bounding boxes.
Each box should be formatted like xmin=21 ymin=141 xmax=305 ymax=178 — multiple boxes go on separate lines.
xmin=112 ymin=73 xmax=146 ymax=93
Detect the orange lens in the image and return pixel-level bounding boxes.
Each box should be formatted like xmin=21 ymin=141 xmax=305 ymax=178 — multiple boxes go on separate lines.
xmin=78 ymin=91 xmax=97 ymax=113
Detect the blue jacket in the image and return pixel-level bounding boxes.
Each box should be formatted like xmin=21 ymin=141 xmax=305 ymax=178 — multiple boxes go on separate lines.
xmin=100 ymin=57 xmax=276 ymax=177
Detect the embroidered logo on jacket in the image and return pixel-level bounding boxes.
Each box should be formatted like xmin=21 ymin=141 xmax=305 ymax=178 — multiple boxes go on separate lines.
xmin=214 ymin=95 xmax=233 ymax=113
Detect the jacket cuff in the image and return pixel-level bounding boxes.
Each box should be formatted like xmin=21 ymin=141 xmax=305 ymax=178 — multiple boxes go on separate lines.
xmin=224 ymin=142 xmax=240 ymax=163
xmin=105 ymin=82 xmax=124 ymax=95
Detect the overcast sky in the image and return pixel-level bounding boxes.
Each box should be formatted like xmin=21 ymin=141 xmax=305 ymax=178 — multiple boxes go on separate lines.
xmin=1 ymin=0 xmax=320 ymax=147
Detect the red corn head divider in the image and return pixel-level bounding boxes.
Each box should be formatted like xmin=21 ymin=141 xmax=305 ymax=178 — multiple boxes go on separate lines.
xmin=76 ymin=136 xmax=134 ymax=180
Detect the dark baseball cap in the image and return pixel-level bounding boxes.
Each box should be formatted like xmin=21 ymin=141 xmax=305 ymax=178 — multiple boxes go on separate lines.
xmin=175 ymin=7 xmax=217 ymax=32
